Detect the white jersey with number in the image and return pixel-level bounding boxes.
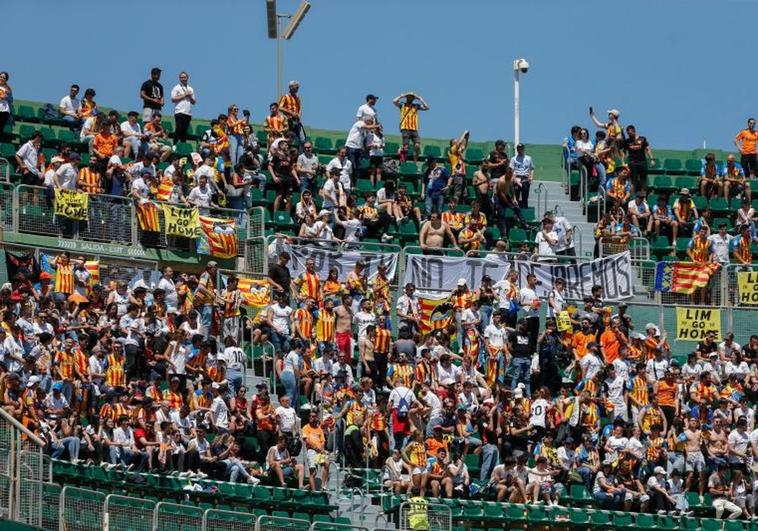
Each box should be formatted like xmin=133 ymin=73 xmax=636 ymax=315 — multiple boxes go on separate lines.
xmin=530 ymin=398 xmax=548 ymax=428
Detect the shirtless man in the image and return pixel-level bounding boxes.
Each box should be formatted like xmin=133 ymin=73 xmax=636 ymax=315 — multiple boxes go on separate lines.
xmin=494 ymin=169 xmax=527 ymax=236
xmin=419 ymin=211 xmax=457 ymax=255
xmin=361 ymin=325 xmax=378 ymax=386
xmin=334 ymin=294 xmax=354 ymax=358
xmin=471 ymin=165 xmax=493 ymax=220
xmin=683 ymin=417 xmax=706 ymax=499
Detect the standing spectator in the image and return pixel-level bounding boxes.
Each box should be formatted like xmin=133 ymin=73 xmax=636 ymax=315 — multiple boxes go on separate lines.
xmin=510 ymin=143 xmax=534 ymax=208
xmin=422 ymin=159 xmax=448 ymax=217
xmin=622 ymin=125 xmax=654 ymax=193
xmin=279 ymin=80 xmax=304 ymax=145
xmin=59 ymin=84 xmax=82 ymax=129
xmin=535 ymin=218 xmax=558 ymax=262
xmin=139 ymin=67 xmax=164 ymax=122
xmin=345 ymin=116 xmax=380 ymax=180
xmin=15 ymin=132 xmax=43 ymax=185
xmin=734 ymin=117 xmax=758 ymax=178
xmin=171 ymin=72 xmax=195 ymax=144
xmin=590 ymin=107 xmax=623 ymax=141
xmin=296 ymin=141 xmax=319 ymax=195
xmin=448 ymin=130 xmax=470 ymax=201
xmin=392 ymin=92 xmax=429 ymax=163
xmin=356 ymin=94 xmax=379 ymax=124
xmin=367 ymin=126 xmax=385 ymax=186
xmin=0 ymin=71 xmax=12 ymax=135
xmin=264 ymin=102 xmax=288 ymax=145
xmin=326 ymin=146 xmax=354 ymax=194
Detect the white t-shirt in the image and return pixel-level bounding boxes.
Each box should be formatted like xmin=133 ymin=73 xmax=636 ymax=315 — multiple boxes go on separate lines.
xmin=168 ymin=341 xmax=189 ymax=375
xmin=211 ymin=396 xmax=229 ymax=429
xmin=270 ymin=304 xmax=292 ymax=335
xmin=282 ymin=350 xmax=300 ymax=374
xmin=275 ymin=406 xmax=298 ymax=433
xmin=345 ymin=121 xmax=368 ymax=150
xmin=59 ymin=95 xmax=81 ymax=117
xmin=321 ymin=179 xmax=338 ymax=209
xmin=171 ymin=83 xmax=195 ymax=115
xmin=509 ymin=154 xmax=534 ymax=177
xmin=326 ymin=157 xmax=353 ymax=190
xmin=188 ymin=186 xmax=212 ymax=208
xmin=709 ymin=233 xmax=733 ymax=264
xmin=55 ymin=163 xmax=78 ymax=189
xmin=80 ymin=117 xmax=96 ymax=140
xmin=728 ymin=429 xmax=750 ymax=458
xmin=131 ymin=177 xmax=150 ymax=199
xmin=158 ymin=277 xmax=178 ymax=310
xmin=339 ymin=218 xmax=363 ymax=242
xmin=121 ymin=120 xmax=142 ymax=137
xmin=519 ymin=287 xmax=539 ymax=318
xmin=547 ymin=289 xmax=565 ymax=318
xmin=552 ymin=217 xmax=574 ymax=252
xmin=356 ymin=103 xmax=376 ymax=122
xmin=16 ymin=141 xmax=40 ymax=176
xmin=535 ymin=230 xmax=558 ymax=260
xmin=484 ymin=324 xmax=507 ymax=348
xmin=220 ymin=346 xmax=246 ymax=372
xmin=368 ymin=131 xmax=384 ymax=157
xmin=353 ymin=311 xmax=376 ymax=340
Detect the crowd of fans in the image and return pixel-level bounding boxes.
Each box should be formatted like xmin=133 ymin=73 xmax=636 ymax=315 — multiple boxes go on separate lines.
xmin=3 ymin=69 xmax=758 ymax=522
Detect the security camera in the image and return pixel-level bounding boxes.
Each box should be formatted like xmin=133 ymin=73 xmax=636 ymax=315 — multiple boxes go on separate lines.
xmin=514 ymin=58 xmax=529 ymax=74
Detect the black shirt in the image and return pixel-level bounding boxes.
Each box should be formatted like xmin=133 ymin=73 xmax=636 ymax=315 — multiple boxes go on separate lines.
xmin=488 ymin=150 xmax=509 ymax=179
xmin=509 ymin=332 xmax=532 ymax=358
xmin=141 ymin=80 xmax=164 ymax=110
xmin=268 ymin=263 xmax=291 ymax=294
xmin=696 ymin=340 xmax=717 ymax=356
xmin=622 ymin=136 xmax=649 ymax=165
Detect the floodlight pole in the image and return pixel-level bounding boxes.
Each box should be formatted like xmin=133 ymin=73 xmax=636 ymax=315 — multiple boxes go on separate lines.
xmin=276 ymin=14 xmax=291 ymax=99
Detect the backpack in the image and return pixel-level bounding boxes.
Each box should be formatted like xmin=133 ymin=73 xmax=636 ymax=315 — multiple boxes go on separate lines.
xmin=396 ymin=390 xmax=412 ymax=419
xmin=43 ymin=104 xmax=59 ymax=121
xmin=383 ymin=159 xmax=399 ymax=174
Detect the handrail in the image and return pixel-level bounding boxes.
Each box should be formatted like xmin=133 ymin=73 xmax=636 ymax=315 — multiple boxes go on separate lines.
xmin=0 ymin=408 xmax=45 ymax=447
xmin=534 ymin=181 xmax=547 ymax=219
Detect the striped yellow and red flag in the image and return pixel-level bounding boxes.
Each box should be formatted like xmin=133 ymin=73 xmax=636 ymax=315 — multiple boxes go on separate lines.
xmin=199 ymin=216 xmax=238 ymax=259
xmin=136 ymin=202 xmax=160 ymax=232
xmin=417 ymin=295 xmax=453 ymax=335
xmin=655 ymin=261 xmax=721 ymax=295
xmin=84 ymin=260 xmax=100 ymax=291
xmin=236 ymin=278 xmax=272 ymax=307
xmin=156 ymin=179 xmax=174 ymax=202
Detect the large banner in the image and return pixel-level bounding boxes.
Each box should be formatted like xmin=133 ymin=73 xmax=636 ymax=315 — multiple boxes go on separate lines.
xmin=517 ymin=252 xmax=634 ymax=302
xmin=676 ymin=307 xmax=721 ymax=341
xmin=162 ymin=205 xmax=201 ymax=238
xmin=54 ymin=189 xmax=89 ymax=220
xmin=197 ymin=216 xmax=238 ymax=259
xmin=403 ymin=251 xmax=634 ymax=301
xmin=737 ymin=271 xmax=758 ymax=305
xmin=283 ymin=243 xmax=398 ymax=283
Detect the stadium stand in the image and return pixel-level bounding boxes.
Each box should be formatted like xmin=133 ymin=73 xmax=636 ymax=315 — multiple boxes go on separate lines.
xmin=2 ymin=72 xmax=758 ymax=531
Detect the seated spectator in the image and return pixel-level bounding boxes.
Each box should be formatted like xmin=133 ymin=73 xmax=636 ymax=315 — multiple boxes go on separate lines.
xmin=59 ymin=84 xmax=83 ymax=129
xmin=120 ymin=111 xmax=147 ymax=159
xmin=267 ymin=435 xmax=305 ymax=488
xmin=651 ymin=195 xmax=678 ymax=245
xmin=700 ymin=152 xmax=721 ymax=199
xmin=673 ymin=188 xmax=698 ymax=237
xmin=722 ymin=154 xmax=750 ymax=202
xmin=143 ymin=112 xmax=173 ymax=162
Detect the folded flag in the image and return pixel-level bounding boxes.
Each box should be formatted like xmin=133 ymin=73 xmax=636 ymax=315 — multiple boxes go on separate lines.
xmin=198 ymin=216 xmax=238 ymax=259
xmin=136 ymin=201 xmax=160 ymax=232
xmin=655 ymin=261 xmax=721 ymax=295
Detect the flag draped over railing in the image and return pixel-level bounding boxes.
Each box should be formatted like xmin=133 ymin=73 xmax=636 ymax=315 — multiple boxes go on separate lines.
xmin=655 ymin=261 xmax=721 ymax=294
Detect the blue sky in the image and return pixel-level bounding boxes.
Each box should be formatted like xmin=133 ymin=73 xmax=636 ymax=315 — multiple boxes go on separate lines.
xmin=3 ymin=0 xmax=756 ymax=150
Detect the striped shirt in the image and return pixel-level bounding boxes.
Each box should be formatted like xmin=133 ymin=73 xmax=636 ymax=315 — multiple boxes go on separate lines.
xmin=399 ymin=103 xmax=419 ymax=131
xmin=105 ymin=354 xmax=126 ymax=388
xmin=294 ymin=308 xmax=314 ymax=340
xmin=278 ymin=94 xmax=301 ymax=118
xmin=374 ymin=327 xmax=391 ymax=354
xmin=78 ymin=167 xmax=101 ymax=194
xmin=315 ymin=310 xmax=335 ymax=343
xmin=296 ymin=272 xmax=320 ymax=300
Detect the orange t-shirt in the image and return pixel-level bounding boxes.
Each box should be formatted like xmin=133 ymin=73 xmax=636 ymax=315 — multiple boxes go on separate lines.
xmin=736 ymin=129 xmax=758 ymax=155
xmin=572 ymin=331 xmax=595 ymax=359
xmin=425 ymin=437 xmax=449 ymax=458
xmin=599 ymin=328 xmax=624 ymax=364
xmin=656 ymin=380 xmax=677 ymax=408
xmin=93 ymin=133 xmax=118 ymax=157
xmin=303 ymin=424 xmax=325 ymax=450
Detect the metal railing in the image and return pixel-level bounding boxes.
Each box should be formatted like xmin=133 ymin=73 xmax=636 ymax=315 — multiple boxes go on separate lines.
xmin=598 ymin=236 xmax=650 ymax=260
xmin=534 ymin=181 xmax=548 ymax=219
xmin=0 ymin=157 xmax=10 ymax=183
xmin=0 ymin=407 xmax=46 ymax=528
xmin=0 ymin=182 xmax=13 ymax=232
xmin=398 ymin=501 xmax=452 ymax=531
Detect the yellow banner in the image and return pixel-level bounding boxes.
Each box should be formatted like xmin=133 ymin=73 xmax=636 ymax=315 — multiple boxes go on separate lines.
xmin=676 ymin=307 xmax=721 ymax=341
xmin=738 ymin=271 xmax=758 ymax=305
xmin=54 ymin=189 xmax=89 ymax=220
xmin=162 ymin=205 xmax=201 ymax=238
xmin=556 ymin=310 xmax=572 ymax=332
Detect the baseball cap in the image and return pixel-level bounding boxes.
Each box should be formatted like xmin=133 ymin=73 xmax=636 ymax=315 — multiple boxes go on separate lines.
xmin=26 ymin=376 xmax=40 ymax=388
xmin=516 ymin=143 xmax=524 ymax=149
xmin=654 ymin=466 xmax=666 ymax=475
xmin=457 ymin=278 xmax=467 ymax=287
xmin=207 ymin=261 xmax=218 ymax=268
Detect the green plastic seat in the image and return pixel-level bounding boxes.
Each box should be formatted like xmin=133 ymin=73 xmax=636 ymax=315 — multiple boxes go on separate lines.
xmin=589 ymin=510 xmax=611 ymax=527
xmin=273 ymin=210 xmax=295 ymax=230
xmin=355 ymin=179 xmax=374 ymax=194
xmin=16 ymin=105 xmax=38 ymax=122
xmin=684 ymin=159 xmax=702 ymax=175
xmin=663 ymin=158 xmax=685 ymax=175
xmin=634 ymin=513 xmax=657 ymax=529
xmin=569 ymin=483 xmax=593 ymax=505
xmin=678 ymin=516 xmax=700 ymax=530
xmin=423 ymin=145 xmax=443 ymax=159
xmin=675 ymin=175 xmax=698 ymax=191
xmin=657 ymin=514 xmax=679 ymax=530
xmin=399 ymin=161 xmax=418 ymax=175
xmin=526 ymin=505 xmax=549 ymax=524
xmin=0 ymin=143 xmax=16 ymax=158
xmin=174 ymin=142 xmax=194 ymax=156
xmin=709 ymin=197 xmax=730 ymax=216
xmin=724 ymin=521 xmax=746 ymax=531
xmin=612 ymin=511 xmax=635 ymax=529
xmin=569 ymin=508 xmax=590 ymax=527
xmin=465 ymin=147 xmax=485 ymax=163
xmin=653 ymin=175 xmax=675 ymax=194
xmin=314 ymin=137 xmax=333 ymax=153
xmin=504 ymin=504 xmax=526 ymax=523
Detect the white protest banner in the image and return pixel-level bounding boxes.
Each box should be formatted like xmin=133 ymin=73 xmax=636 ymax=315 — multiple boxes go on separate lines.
xmin=403 ymin=254 xmax=511 ymax=294
xmin=283 ymin=244 xmax=398 ymax=283
xmin=516 ymin=251 xmax=634 ymax=302
xmin=403 ymin=251 xmax=634 ymax=301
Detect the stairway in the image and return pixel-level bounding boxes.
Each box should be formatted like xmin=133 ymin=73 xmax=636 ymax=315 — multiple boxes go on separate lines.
xmin=536 ymin=180 xmax=595 ymax=258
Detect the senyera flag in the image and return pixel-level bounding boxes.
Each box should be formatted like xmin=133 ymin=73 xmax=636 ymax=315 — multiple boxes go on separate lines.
xmin=199 ymin=216 xmax=238 ymax=259
xmin=136 ymin=201 xmax=160 ymax=232
xmin=655 ymin=261 xmax=721 ymax=294
xmin=237 ymin=277 xmax=271 ymax=307
xmin=417 ymin=295 xmax=453 ymax=335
